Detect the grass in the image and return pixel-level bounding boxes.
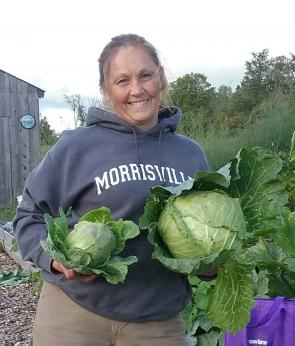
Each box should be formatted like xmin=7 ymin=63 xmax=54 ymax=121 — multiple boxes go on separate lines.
xmin=199 ymin=98 xmax=295 ymax=170
xmin=0 ymin=200 xmax=17 ymax=225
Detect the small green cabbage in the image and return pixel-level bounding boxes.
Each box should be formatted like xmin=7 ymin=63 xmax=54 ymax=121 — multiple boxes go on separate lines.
xmin=41 ymin=207 xmax=140 ymax=284
xmin=158 ymin=191 xmax=246 ymax=259
xmin=66 ymin=221 xmax=116 ymax=266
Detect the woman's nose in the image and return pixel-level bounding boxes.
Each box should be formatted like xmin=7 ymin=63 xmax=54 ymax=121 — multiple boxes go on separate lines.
xmin=130 ymin=80 xmax=144 ymax=96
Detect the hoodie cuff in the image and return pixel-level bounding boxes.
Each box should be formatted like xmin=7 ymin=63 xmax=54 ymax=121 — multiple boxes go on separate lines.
xmin=35 ymin=247 xmax=54 ymax=273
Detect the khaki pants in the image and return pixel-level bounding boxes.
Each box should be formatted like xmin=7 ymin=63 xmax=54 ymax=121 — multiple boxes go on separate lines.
xmin=33 ymin=282 xmax=187 ymax=345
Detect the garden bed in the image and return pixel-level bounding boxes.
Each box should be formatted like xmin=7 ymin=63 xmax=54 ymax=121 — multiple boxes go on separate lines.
xmin=0 ymin=251 xmax=39 ymax=345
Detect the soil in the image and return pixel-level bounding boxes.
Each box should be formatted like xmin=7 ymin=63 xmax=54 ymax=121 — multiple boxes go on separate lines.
xmin=0 ymin=251 xmax=39 ymax=346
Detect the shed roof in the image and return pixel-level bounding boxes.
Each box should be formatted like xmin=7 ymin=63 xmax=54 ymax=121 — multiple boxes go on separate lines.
xmin=0 ymin=69 xmax=45 ymax=98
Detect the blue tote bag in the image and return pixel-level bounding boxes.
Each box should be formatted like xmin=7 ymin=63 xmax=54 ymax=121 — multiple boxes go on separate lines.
xmin=224 ymin=297 xmax=295 ymax=346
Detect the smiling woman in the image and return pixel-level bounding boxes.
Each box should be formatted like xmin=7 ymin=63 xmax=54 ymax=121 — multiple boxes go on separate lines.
xmin=13 ymin=33 xmax=210 ymax=346
xmin=103 ymin=46 xmax=163 ymax=130
xmin=98 ymin=34 xmax=168 ymax=130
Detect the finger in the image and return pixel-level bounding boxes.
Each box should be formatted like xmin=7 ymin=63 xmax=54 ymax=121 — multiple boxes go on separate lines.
xmin=64 ymin=268 xmax=77 ymax=279
xmin=52 ymin=260 xmax=64 ymax=273
xmin=79 ymin=274 xmax=97 ymax=283
xmin=52 ymin=261 xmax=77 ymax=279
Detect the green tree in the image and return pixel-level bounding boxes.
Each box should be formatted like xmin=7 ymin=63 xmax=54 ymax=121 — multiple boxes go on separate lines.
xmin=225 ymin=50 xmax=273 ymax=129
xmin=214 ymin=85 xmax=233 ymax=127
xmin=240 ymin=49 xmax=272 ymax=111
xmin=64 ymin=94 xmax=87 ymax=128
xmin=269 ymin=54 xmax=295 ymax=96
xmin=169 ymin=73 xmax=216 ymax=114
xmin=169 ymin=73 xmax=216 ymax=137
xmin=64 ymin=94 xmax=104 ymax=128
xmin=40 ymin=116 xmax=58 ymax=146
xmin=227 ymin=50 xmax=295 ymax=129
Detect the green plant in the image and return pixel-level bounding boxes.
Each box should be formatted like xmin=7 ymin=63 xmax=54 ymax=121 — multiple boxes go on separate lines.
xmin=140 ymin=145 xmax=292 ymax=334
xmin=0 ymin=268 xmax=43 ymax=295
xmin=0 ymin=200 xmax=17 ymax=224
xmin=0 ymin=268 xmax=31 ymax=286
xmin=200 ymin=95 xmax=295 ymax=170
xmin=278 ymin=132 xmax=295 ymax=211
xmin=41 ymin=207 xmax=140 ymax=284
xmin=30 ymin=271 xmax=43 ymax=295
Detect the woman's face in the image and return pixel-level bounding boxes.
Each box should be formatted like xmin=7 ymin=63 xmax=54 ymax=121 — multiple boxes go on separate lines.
xmin=103 ymin=46 xmax=163 ymax=131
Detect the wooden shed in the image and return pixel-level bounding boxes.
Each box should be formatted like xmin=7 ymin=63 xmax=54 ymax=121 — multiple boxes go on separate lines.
xmin=0 ymin=69 xmax=45 ymax=208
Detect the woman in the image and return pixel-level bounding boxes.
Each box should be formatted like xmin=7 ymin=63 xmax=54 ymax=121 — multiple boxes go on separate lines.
xmin=13 ymin=34 xmax=209 ymax=345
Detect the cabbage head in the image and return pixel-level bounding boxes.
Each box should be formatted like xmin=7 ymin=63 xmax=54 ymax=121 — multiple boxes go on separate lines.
xmin=66 ymin=221 xmax=116 ymax=266
xmin=158 ymin=191 xmax=246 ymax=259
xmin=41 ymin=207 xmax=139 ymax=284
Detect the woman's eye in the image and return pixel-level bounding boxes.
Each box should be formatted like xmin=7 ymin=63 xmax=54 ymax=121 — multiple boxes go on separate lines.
xmin=117 ymin=79 xmax=128 ymax=85
xmin=141 ymin=73 xmax=152 ymax=80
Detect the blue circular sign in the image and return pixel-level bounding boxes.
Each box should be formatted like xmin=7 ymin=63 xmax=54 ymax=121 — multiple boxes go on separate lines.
xmin=20 ymin=115 xmax=35 ymax=129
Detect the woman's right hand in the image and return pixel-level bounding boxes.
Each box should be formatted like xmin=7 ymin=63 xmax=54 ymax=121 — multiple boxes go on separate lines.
xmin=51 ymin=260 xmax=97 ymax=282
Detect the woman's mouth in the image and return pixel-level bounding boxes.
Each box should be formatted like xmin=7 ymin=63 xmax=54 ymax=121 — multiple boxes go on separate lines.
xmin=128 ymin=99 xmax=149 ymax=105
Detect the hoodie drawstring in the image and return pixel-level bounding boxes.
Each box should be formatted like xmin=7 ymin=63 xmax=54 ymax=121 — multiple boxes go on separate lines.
xmin=158 ymin=130 xmax=164 ymax=185
xmin=131 ymin=128 xmax=164 ymax=185
xmin=132 ymin=127 xmax=140 ymax=166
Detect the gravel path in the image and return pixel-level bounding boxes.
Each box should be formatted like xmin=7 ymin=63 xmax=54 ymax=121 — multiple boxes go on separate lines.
xmin=0 ymin=251 xmax=40 ymax=346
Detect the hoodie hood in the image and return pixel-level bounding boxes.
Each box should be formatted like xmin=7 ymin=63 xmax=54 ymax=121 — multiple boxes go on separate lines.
xmin=86 ymin=106 xmax=181 ymax=136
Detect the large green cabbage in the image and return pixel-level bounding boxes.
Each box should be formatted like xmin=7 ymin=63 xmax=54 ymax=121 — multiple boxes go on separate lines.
xmin=158 ymin=191 xmax=245 ymax=259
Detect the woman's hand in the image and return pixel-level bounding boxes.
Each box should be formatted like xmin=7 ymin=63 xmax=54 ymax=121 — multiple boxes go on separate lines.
xmin=51 ymin=260 xmax=97 ymax=283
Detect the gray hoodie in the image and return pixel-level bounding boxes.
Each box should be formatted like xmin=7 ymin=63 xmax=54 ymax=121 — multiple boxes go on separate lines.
xmin=13 ymin=106 xmax=209 ymax=322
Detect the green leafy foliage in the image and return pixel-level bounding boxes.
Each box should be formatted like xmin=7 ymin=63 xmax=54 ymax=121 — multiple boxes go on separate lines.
xmin=0 ymin=269 xmax=32 ymax=286
xmin=182 ymin=276 xmax=224 ymax=345
xmin=140 ymin=143 xmax=294 ymax=335
xmin=278 ymin=132 xmax=295 ymax=211
xmin=41 ymin=207 xmax=139 ymax=284
xmin=228 ymin=147 xmax=288 ymax=236
xmin=207 ymin=261 xmax=254 ymax=333
xmin=0 ymin=269 xmax=28 ymax=286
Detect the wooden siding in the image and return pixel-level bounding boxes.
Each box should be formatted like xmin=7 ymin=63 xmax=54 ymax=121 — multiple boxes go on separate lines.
xmin=0 ymin=69 xmax=44 ymax=208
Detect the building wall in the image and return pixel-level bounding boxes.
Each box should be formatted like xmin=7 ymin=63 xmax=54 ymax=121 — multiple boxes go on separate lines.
xmin=0 ymin=70 xmax=43 ymax=208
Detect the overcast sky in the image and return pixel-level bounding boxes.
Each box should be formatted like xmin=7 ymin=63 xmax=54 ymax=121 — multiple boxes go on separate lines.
xmin=1 ymin=0 xmax=294 ymax=132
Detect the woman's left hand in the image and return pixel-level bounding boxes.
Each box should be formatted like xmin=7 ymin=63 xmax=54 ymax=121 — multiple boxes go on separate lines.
xmin=51 ymin=260 xmax=97 ymax=282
